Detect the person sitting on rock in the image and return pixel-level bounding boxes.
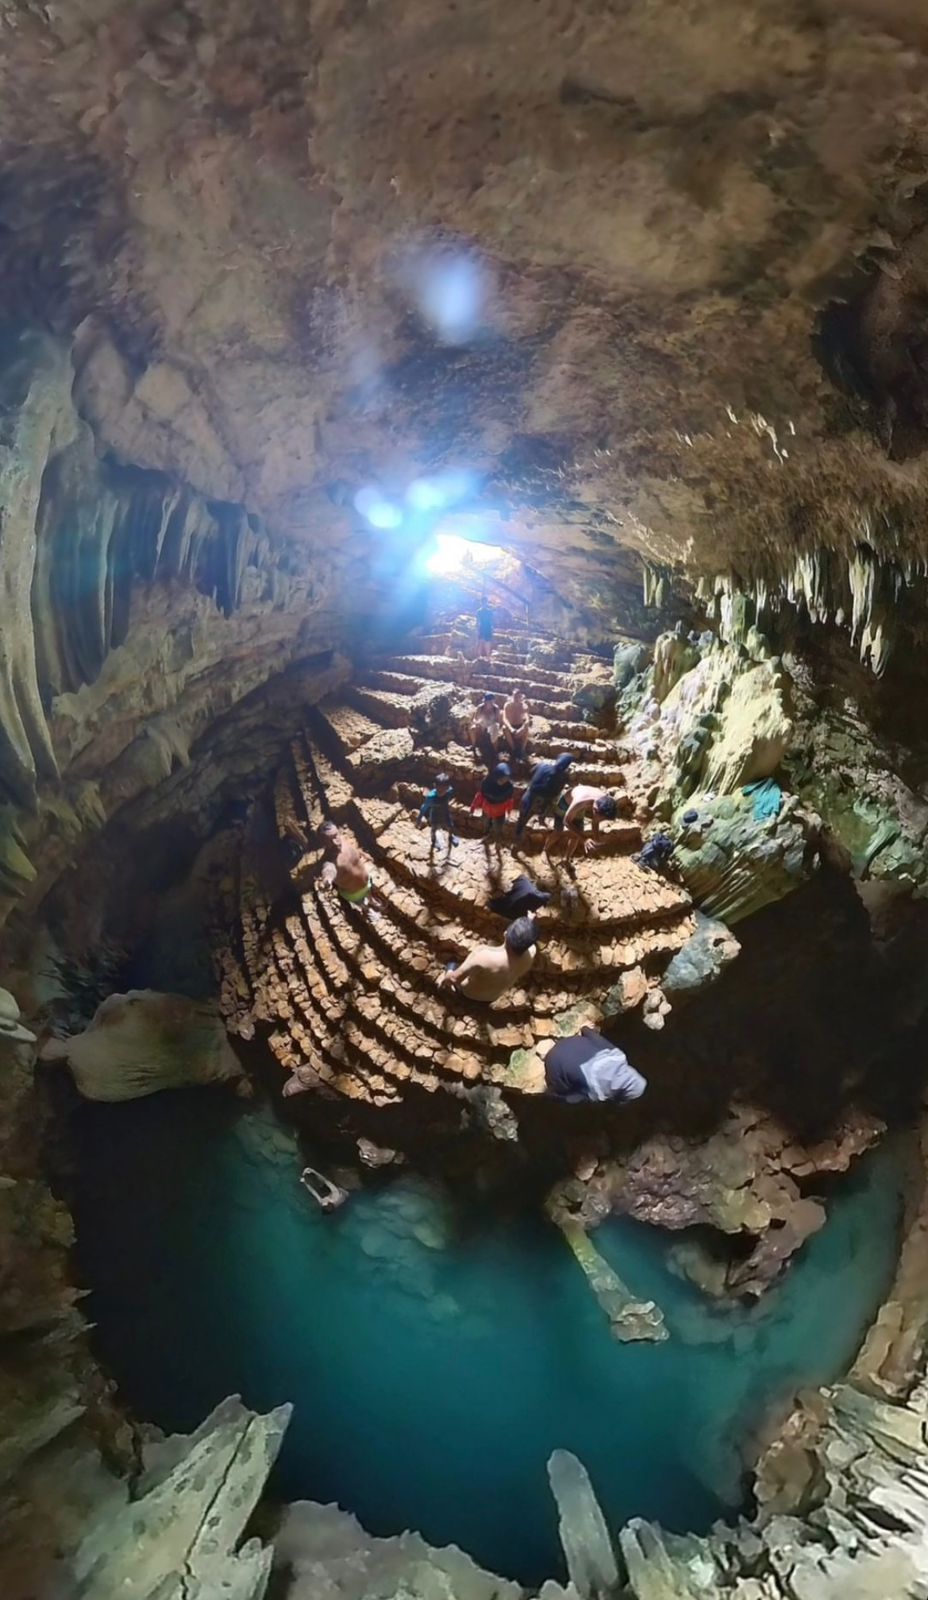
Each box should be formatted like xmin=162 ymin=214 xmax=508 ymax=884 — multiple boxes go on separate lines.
xmin=501 ymin=688 xmax=531 ymax=762
xmin=438 ymin=915 xmax=539 ymax=1004
xmin=544 ymin=1026 xmax=646 ymax=1104
xmin=551 ymin=784 xmax=618 ymax=859
xmin=470 ymin=693 xmax=502 ymax=764
xmin=471 ymin=761 xmax=517 ymax=842
xmin=416 ymin=772 xmax=458 ymax=851
xmin=318 ymin=821 xmax=378 ymax=918
xmin=514 ymin=752 xmax=575 ymax=839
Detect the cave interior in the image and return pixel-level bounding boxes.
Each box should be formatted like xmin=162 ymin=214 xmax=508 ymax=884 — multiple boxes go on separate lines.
xmin=6 ymin=4 xmax=928 ymax=1599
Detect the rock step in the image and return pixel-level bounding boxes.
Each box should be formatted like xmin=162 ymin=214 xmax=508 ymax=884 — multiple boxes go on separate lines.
xmin=304 ymin=883 xmax=543 ymax=1063
xmin=466 ymin=679 xmax=584 ymax=720
xmin=345 ymin=726 xmax=416 ymax=777
xmin=295 ymin=906 xmax=462 ymax=1082
xmin=357 ymin=676 xmax=612 ymax=759
xmin=271 ymin=920 xmax=443 ymax=1099
xmin=306 ymin=860 xmax=594 ymax=1027
xmin=377 ymin=816 xmax=692 ymax=937
xmin=353 ymin=838 xmax=681 ymax=985
xmin=238 ymin=902 xmax=401 ymax=1104
xmin=390 ymin=783 xmax=641 ymax=856
xmin=292 ymin=926 xmax=504 ymax=1093
xmin=318 ymin=700 xmax=387 ymax=752
xmin=301 ymin=740 xmax=356 ymax=820
xmin=346 ymin=686 xmax=415 ymax=729
xmin=468 ymin=658 xmax=576 ymax=690
xmin=361 ymin=669 xmax=459 ymax=697
xmin=404 ymin=744 xmax=630 ymax=793
xmin=379 ymin=653 xmax=568 ymax=694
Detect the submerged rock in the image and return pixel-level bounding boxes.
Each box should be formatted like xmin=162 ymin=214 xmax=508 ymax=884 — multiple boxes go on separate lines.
xmin=550 ymin=1213 xmax=667 ymax=1344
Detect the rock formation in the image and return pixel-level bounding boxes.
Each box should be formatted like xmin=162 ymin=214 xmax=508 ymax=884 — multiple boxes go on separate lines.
xmin=39 ymin=989 xmax=248 ymax=1101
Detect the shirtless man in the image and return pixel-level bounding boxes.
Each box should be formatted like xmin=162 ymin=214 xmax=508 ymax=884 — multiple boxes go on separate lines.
xmin=318 ymin=821 xmax=378 ymax=916
xmin=553 ymin=785 xmax=618 ymax=859
xmin=470 ymin=693 xmax=502 ymax=763
xmin=437 ymin=916 xmax=538 ymax=1004
xmin=502 ymin=688 xmax=531 ymax=761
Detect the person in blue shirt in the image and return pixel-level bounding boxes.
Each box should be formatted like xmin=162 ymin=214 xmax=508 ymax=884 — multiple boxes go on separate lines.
xmin=416 ymin=772 xmax=458 ymax=850
xmin=514 ymin=752 xmax=576 ymax=839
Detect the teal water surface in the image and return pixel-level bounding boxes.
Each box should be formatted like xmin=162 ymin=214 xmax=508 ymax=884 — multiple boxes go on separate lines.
xmin=69 ymin=1092 xmax=906 ymax=1585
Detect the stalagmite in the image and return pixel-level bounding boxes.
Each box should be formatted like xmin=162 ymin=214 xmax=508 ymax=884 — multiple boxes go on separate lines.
xmin=547 ymin=1450 xmax=620 ymax=1600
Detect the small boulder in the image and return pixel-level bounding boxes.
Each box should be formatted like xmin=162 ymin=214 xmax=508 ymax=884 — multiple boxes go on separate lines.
xmin=662 ymin=912 xmax=741 ymax=999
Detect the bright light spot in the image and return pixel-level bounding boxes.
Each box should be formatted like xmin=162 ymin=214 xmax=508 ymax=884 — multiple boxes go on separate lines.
xmin=413 ymin=252 xmax=488 ymax=344
xmin=406 ymin=470 xmax=475 ymax=514
xmin=426 ymin=532 xmax=501 ymax=577
xmin=354 ymin=485 xmax=403 ymax=530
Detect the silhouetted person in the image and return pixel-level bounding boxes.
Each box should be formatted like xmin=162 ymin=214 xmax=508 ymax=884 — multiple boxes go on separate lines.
xmin=475 ymin=596 xmax=495 ymax=659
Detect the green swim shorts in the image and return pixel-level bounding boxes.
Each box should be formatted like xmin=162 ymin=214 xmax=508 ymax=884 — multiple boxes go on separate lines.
xmin=338 ymin=878 xmax=372 ymax=905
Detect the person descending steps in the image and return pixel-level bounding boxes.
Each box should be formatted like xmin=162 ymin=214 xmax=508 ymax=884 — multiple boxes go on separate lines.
xmin=551 ymin=784 xmax=619 ymax=860
xmin=471 ymin=761 xmax=518 ymax=843
xmin=438 ymin=915 xmax=539 ymax=1004
xmin=514 ymin=752 xmax=576 ymax=840
xmin=416 ymin=772 xmax=459 ymax=851
xmin=318 ymin=821 xmax=380 ymax=919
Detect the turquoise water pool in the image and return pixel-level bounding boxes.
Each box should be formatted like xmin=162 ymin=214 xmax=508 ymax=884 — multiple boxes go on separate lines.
xmin=69 ymin=1091 xmax=906 ymax=1585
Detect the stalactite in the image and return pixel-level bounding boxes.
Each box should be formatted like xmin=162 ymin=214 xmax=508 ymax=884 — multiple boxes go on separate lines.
xmin=0 ymin=327 xmax=287 ymax=815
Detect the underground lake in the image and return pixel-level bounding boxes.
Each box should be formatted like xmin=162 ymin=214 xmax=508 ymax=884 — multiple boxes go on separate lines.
xmin=67 ymin=1089 xmax=908 ymax=1587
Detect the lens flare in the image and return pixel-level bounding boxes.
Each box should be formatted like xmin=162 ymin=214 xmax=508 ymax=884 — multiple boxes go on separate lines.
xmin=354 ymin=486 xmax=403 ymax=531
xmin=406 ymin=471 xmax=475 ymax=514
xmin=412 ymin=252 xmax=488 ymax=345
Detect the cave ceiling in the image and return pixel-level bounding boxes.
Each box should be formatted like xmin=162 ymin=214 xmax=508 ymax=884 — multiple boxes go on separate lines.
xmin=4 ymin=0 xmax=928 ymax=617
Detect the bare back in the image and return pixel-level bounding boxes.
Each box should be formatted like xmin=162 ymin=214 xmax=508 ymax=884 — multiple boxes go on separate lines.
xmin=457 ymin=941 xmax=536 ymax=1002
xmin=325 ymin=835 xmax=370 ymax=894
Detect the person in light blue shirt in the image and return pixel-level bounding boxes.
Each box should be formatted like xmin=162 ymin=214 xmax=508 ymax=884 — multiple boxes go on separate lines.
xmin=416 ymin=772 xmax=458 ymax=850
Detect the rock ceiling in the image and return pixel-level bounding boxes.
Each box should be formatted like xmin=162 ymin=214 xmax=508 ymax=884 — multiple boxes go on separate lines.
xmin=4 ymin=0 xmax=928 ymax=613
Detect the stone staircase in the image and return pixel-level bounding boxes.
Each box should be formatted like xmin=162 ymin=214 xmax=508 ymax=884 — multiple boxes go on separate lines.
xmin=218 ymin=629 xmax=695 ymax=1109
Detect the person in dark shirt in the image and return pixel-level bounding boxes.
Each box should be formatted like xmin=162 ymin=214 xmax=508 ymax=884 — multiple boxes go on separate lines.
xmin=475 ymin=597 xmax=495 ymax=659
xmin=544 ymin=1027 xmax=647 ymax=1104
xmin=471 ymin=762 xmax=517 ymax=841
xmin=417 ymin=772 xmax=458 ymax=850
xmin=489 ymin=873 xmax=551 ymax=919
xmin=514 ymin=752 xmax=575 ymax=839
